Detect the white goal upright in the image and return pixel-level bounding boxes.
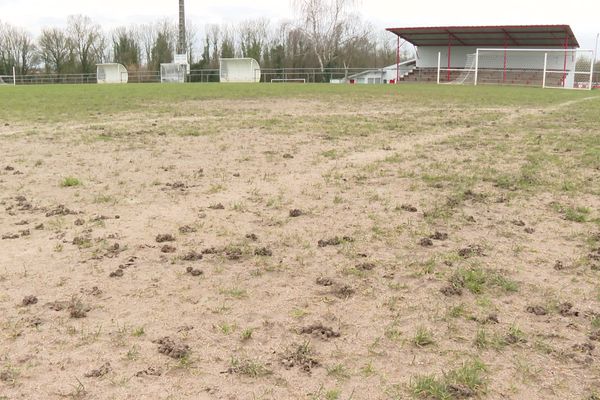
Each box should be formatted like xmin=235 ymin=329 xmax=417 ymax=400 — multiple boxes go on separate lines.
xmin=438 ymin=48 xmax=594 ymax=90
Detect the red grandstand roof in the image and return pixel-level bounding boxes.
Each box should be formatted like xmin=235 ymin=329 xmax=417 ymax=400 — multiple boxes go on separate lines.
xmin=386 ymin=25 xmax=579 ymax=48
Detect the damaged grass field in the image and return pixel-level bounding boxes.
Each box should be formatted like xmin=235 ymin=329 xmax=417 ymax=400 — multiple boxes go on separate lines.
xmin=0 ymin=83 xmax=599 ymax=399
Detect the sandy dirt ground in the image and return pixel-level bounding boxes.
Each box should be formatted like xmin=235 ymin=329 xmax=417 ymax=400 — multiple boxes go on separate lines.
xmin=1 ymin=92 xmax=600 ymax=400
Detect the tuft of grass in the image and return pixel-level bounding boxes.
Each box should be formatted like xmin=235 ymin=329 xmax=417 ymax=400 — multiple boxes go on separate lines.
xmin=94 ymin=194 xmax=115 ymax=204
xmin=61 ymin=177 xmax=82 ymax=187
xmin=451 ymin=268 xmax=519 ymax=295
xmin=474 ymin=328 xmax=489 ymax=349
xmin=448 ymin=303 xmax=467 ymax=319
xmin=564 ymin=206 xmax=589 ymax=223
xmin=591 ymin=315 xmax=600 ymax=329
xmin=325 ymin=389 xmax=341 ymax=400
xmin=413 ymin=327 xmax=435 ymax=347
xmin=131 ymin=327 xmax=145 ymax=337
xmin=412 ymin=375 xmax=450 ymax=400
xmin=327 ymin=364 xmax=351 ymax=380
xmin=220 ymin=287 xmax=248 ymax=299
xmin=241 ymin=328 xmax=254 ymax=341
xmin=219 ymin=323 xmax=235 ymax=335
xmin=228 ymin=357 xmax=272 ymax=378
xmin=412 ymin=359 xmax=487 ymax=399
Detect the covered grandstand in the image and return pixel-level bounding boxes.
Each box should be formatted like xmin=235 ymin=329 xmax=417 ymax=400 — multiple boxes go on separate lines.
xmin=386 ymin=25 xmax=590 ymax=87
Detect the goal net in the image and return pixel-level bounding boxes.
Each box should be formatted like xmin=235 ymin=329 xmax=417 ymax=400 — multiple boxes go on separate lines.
xmin=160 ymin=63 xmax=186 ymax=83
xmin=439 ymin=48 xmax=594 ymax=90
xmin=0 ymin=72 xmax=16 ymax=85
xmin=439 ymin=53 xmax=477 ymax=85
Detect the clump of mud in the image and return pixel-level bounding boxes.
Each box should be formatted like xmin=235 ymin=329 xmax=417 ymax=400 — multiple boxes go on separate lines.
xmin=318 ymin=236 xmax=354 ymax=248
xmin=300 ymin=323 xmax=340 ymax=340
xmin=182 ymin=251 xmax=203 ymax=261
xmin=156 ymin=234 xmax=175 ymax=243
xmin=154 ymin=337 xmax=190 ymax=359
xmin=22 ymin=295 xmax=38 ymax=306
xmin=458 ymin=244 xmax=485 ymax=258
xmin=289 ymin=209 xmax=303 ymax=217
xmin=254 ymin=247 xmax=272 ymax=257
xmin=280 ymin=342 xmax=320 ymax=373
xmin=84 ymin=362 xmax=111 ymax=378
xmin=186 ymin=267 xmax=203 ymax=276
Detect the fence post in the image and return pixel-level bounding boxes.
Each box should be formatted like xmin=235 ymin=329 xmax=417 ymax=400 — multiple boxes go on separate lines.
xmin=437 ymin=52 xmax=441 ymax=84
xmin=13 ymin=66 xmax=16 ymax=86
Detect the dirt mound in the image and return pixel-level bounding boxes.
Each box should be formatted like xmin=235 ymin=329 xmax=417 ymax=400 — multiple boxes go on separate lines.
xmin=154 ymin=337 xmax=190 ymax=359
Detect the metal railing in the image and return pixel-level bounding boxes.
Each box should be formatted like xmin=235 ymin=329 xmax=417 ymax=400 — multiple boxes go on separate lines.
xmin=4 ymin=67 xmax=397 ymax=85
xmin=3 ymin=65 xmax=598 ymax=87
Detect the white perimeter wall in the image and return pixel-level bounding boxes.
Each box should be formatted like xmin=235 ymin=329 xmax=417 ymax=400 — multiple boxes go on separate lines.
xmin=417 ymin=46 xmax=577 ymax=71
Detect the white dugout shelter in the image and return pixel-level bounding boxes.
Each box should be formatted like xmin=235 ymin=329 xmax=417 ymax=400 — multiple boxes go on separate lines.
xmin=386 ymin=25 xmax=594 ymax=89
xmin=96 ymin=63 xmax=128 ymax=84
xmin=220 ymin=58 xmax=261 ymax=83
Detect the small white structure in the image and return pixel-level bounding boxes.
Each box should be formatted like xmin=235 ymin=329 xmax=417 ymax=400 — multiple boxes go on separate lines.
xmin=161 ymin=63 xmax=186 ymax=83
xmin=174 ymin=53 xmax=190 ymax=73
xmin=220 ymin=58 xmax=261 ymax=83
xmin=96 ymin=63 xmax=128 ymax=84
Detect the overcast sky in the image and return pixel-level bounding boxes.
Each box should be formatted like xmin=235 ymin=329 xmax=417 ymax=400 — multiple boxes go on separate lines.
xmin=1 ymin=0 xmax=598 ymax=50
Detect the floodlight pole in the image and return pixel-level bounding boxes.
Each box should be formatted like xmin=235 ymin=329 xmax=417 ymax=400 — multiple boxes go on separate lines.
xmin=562 ymin=34 xmax=569 ymax=88
xmin=178 ymin=0 xmax=186 ymax=55
xmin=447 ymin=35 xmax=452 ymax=82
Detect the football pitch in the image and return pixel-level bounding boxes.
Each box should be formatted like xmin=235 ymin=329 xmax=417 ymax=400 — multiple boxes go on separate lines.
xmin=1 ymin=83 xmax=599 ymax=399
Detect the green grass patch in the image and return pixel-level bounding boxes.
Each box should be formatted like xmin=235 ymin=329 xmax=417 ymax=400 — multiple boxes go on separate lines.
xmin=412 ymin=359 xmax=487 ymax=399
xmin=61 ymin=177 xmax=82 ymax=187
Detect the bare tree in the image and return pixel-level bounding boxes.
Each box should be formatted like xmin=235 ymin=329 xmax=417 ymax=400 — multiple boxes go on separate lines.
xmin=38 ymin=27 xmax=72 ymax=73
xmin=292 ymin=0 xmax=360 ymax=72
xmin=67 ymin=15 xmax=105 ymax=73
xmin=0 ymin=23 xmax=38 ymax=74
xmin=139 ymin=23 xmax=156 ymax=68
xmin=238 ymin=18 xmax=269 ymax=61
xmin=185 ymin=19 xmax=199 ymax=65
xmin=112 ymin=26 xmax=141 ymax=67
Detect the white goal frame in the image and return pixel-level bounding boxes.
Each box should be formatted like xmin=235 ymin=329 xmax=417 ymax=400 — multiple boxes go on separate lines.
xmin=270 ymin=78 xmax=306 ymax=83
xmin=437 ymin=48 xmax=595 ymax=90
xmin=0 ymin=67 xmax=17 ymax=86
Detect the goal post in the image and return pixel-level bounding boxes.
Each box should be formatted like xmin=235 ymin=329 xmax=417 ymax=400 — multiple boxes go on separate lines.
xmin=270 ymin=78 xmax=306 ymax=83
xmin=0 ymin=67 xmax=17 ymax=86
xmin=438 ymin=48 xmax=594 ymax=90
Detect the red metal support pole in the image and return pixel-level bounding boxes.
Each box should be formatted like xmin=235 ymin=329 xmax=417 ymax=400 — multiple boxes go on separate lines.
xmin=563 ymin=34 xmax=568 ymax=87
xmin=396 ymin=35 xmax=400 ymax=84
xmin=504 ymin=33 xmax=508 ymax=83
xmin=447 ymin=34 xmax=452 ymax=81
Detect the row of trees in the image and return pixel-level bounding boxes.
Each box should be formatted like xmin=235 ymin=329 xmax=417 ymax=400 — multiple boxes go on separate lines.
xmin=0 ymin=0 xmax=407 ymax=76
